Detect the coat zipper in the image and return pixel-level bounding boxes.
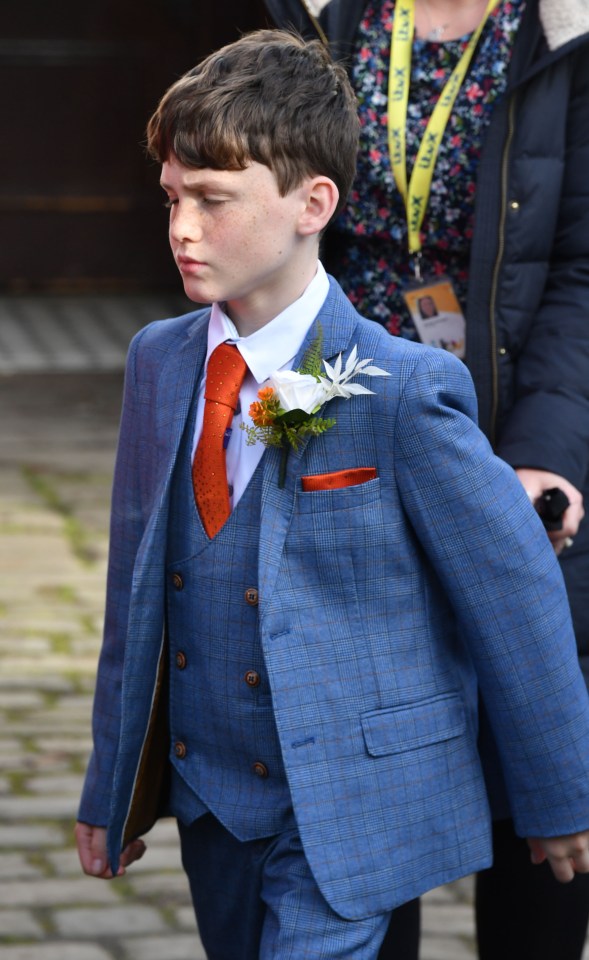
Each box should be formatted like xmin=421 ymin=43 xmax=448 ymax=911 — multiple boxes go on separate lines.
xmin=488 ymin=92 xmax=517 ymax=448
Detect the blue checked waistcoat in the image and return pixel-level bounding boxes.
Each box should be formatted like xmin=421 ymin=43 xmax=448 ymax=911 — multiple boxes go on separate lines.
xmin=79 ymin=277 xmax=589 ymax=921
xmin=165 ymin=396 xmax=292 ymax=839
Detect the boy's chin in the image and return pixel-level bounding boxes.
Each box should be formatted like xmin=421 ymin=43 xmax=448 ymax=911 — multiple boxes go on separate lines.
xmin=185 ymin=292 xmax=213 ymax=305
xmin=175 ymin=270 xmax=212 ymax=305
xmin=181 ymin=281 xmax=213 ymax=306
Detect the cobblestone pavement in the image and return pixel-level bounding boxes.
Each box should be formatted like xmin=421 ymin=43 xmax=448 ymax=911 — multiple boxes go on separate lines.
xmin=0 ymin=361 xmax=583 ymax=959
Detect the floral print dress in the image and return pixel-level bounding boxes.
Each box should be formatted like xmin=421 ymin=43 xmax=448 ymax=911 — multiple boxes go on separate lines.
xmin=331 ymin=0 xmax=524 ymax=338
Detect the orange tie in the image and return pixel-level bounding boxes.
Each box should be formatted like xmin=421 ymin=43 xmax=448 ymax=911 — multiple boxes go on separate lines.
xmin=193 ymin=342 xmax=248 ymax=538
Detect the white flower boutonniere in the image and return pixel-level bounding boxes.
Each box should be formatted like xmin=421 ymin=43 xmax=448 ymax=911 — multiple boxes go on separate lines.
xmin=241 ymin=328 xmax=390 ymax=486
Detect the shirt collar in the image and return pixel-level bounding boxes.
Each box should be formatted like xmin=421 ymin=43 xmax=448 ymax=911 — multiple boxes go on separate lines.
xmin=206 ymin=261 xmax=330 ymax=384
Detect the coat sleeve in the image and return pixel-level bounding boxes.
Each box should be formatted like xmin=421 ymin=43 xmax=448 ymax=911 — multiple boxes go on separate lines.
xmin=496 ymin=51 xmax=589 ymax=489
xmin=263 ymin=1 xmax=369 ymax=63
xmin=394 ymin=347 xmax=589 ymax=837
xmin=78 ymin=328 xmax=151 ymax=826
xmin=263 ymin=0 xmax=317 ymax=33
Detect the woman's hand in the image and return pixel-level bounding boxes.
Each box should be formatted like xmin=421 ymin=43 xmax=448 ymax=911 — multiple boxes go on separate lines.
xmin=515 ymin=468 xmax=584 ymax=555
xmin=527 ymin=831 xmax=589 ymax=882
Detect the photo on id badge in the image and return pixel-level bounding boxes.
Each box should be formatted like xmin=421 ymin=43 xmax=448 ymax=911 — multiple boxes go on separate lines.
xmin=403 ymin=278 xmax=466 ymax=358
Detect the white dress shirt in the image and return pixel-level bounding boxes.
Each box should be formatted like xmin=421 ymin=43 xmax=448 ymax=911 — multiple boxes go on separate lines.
xmin=192 ymin=261 xmax=330 ymax=509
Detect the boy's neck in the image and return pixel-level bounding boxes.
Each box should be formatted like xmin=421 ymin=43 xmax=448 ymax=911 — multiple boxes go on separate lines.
xmin=225 ymin=260 xmax=320 ymax=337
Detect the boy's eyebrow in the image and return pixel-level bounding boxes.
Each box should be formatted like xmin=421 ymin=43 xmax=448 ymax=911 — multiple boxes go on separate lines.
xmin=158 ymin=182 xmax=236 ymax=197
xmin=159 ymin=173 xmax=239 ymax=192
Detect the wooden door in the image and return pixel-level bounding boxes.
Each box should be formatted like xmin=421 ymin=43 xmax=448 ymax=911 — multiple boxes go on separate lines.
xmin=0 ymin=0 xmax=269 ymax=291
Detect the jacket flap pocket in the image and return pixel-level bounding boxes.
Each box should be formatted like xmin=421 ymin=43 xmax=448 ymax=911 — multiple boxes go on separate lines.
xmin=361 ymin=693 xmax=466 ymax=757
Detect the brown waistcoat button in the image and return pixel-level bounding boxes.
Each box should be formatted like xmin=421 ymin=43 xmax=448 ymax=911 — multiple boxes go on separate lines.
xmin=244 ymin=670 xmax=261 ymax=687
xmin=244 ymin=587 xmax=259 ymax=606
xmin=252 ymin=761 xmax=269 ymax=778
xmin=174 ymin=741 xmax=187 ymax=759
xmin=176 ymin=651 xmax=187 ymax=670
xmin=172 ymin=572 xmax=184 ymax=590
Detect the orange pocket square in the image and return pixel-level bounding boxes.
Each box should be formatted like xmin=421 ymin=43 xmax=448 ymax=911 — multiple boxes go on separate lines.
xmin=301 ymin=467 xmax=377 ymax=492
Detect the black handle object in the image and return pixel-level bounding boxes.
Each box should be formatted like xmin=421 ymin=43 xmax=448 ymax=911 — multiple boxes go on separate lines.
xmin=535 ymin=487 xmax=570 ymax=531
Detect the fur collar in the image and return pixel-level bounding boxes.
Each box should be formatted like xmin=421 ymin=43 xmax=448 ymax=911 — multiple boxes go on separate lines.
xmin=539 ymin=0 xmax=589 ymax=49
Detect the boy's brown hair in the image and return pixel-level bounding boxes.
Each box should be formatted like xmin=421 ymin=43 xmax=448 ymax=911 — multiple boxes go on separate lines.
xmin=146 ymin=29 xmax=359 ymax=218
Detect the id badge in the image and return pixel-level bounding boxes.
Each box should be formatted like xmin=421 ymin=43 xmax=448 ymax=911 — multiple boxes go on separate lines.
xmin=402 ymin=278 xmax=466 ymax=359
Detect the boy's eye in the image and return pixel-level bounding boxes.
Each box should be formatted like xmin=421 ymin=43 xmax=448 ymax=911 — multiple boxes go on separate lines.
xmin=163 ymin=198 xmax=177 ymax=209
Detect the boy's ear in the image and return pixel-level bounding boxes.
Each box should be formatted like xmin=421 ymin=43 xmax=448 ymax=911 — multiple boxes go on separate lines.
xmin=297 ymin=177 xmax=340 ymax=236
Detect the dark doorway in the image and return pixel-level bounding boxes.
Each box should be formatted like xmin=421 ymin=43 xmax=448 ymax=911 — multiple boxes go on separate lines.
xmin=1 ymin=1 xmax=270 ymax=292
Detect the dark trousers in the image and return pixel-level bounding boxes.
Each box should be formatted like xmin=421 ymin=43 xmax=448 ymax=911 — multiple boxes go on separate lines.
xmin=377 ymin=897 xmax=420 ymax=959
xmin=177 ymin=813 xmax=390 ymax=959
xmin=475 ymin=819 xmax=589 ymax=960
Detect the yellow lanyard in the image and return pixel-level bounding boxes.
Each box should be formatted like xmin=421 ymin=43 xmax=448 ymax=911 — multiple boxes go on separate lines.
xmin=388 ymin=0 xmax=498 ymax=255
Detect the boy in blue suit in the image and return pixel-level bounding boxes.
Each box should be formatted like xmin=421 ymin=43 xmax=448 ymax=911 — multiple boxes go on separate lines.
xmin=76 ymin=29 xmax=589 ymax=958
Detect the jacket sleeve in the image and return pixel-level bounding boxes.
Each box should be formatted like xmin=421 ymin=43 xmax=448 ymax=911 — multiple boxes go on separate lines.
xmin=78 ymin=328 xmax=151 ymax=826
xmin=394 ymin=347 xmax=589 ymax=837
xmin=496 ymin=50 xmax=589 ymax=489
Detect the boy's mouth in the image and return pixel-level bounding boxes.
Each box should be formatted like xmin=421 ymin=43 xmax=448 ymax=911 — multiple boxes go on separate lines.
xmin=177 ymin=255 xmax=207 ymax=272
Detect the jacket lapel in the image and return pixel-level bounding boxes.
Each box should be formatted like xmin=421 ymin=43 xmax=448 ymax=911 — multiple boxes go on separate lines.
xmin=133 ymin=312 xmax=209 ymax=583
xmin=257 ymin=280 xmax=359 ymax=607
xmin=151 ymin=313 xmax=208 ymax=493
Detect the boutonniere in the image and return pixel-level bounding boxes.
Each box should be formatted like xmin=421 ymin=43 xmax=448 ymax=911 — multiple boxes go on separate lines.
xmin=241 ymin=328 xmax=390 ymax=486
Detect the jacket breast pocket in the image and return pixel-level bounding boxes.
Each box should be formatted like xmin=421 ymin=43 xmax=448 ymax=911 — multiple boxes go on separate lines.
xmin=301 ymin=467 xmax=377 ymax=492
xmin=361 ymin=692 xmax=466 ymax=757
xmin=296 ymin=475 xmax=381 ymax=513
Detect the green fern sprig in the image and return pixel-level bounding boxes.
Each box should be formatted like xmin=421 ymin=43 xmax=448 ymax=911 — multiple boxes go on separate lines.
xmin=281 ymin=415 xmax=335 ymax=450
xmin=298 ymin=322 xmax=324 ymax=380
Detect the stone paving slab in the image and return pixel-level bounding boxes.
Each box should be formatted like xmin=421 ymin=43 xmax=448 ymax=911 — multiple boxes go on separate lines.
xmin=0 ymin=912 xmax=44 ymax=940
xmin=0 ymin=855 xmax=44 ymax=880
xmin=0 ymin=796 xmax=82 ymax=821
xmin=0 ymin=826 xmax=66 ymax=849
xmin=53 ymin=905 xmax=168 ymax=938
xmin=24 ymin=775 xmax=85 ymax=796
xmin=0 ymin=946 xmax=114 ymax=960
xmin=420 ymin=940 xmax=476 ymax=960
xmin=121 ymin=935 xmax=206 ymax=960
xmin=0 ymin=878 xmax=121 ymax=908
xmin=420 ymin=902 xmax=475 ymax=938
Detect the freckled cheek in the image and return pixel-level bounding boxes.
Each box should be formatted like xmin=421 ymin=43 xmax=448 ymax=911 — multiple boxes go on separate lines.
xmin=227 ymin=217 xmax=256 ymax=258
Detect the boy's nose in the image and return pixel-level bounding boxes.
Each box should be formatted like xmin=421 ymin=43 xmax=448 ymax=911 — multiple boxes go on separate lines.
xmin=170 ymin=207 xmax=203 ymax=243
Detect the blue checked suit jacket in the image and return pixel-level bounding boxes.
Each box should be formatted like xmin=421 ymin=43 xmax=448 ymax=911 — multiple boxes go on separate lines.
xmin=79 ymin=277 xmax=589 ymax=920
